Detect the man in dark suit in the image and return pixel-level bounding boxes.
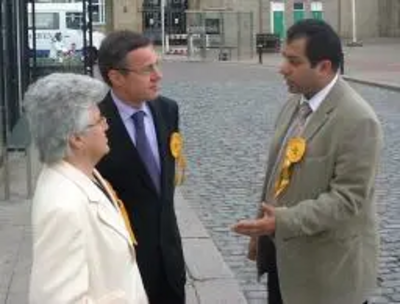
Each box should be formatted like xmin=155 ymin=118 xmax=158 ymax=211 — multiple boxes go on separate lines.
xmin=96 ymin=30 xmax=186 ymax=304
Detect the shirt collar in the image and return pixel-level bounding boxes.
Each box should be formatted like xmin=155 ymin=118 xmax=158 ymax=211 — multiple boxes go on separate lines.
xmin=111 ymin=90 xmax=151 ymax=122
xmin=301 ymin=73 xmax=339 ymax=112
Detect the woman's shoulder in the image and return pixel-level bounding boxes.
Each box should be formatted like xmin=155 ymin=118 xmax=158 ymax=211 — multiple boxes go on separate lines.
xmin=33 ymin=166 xmax=89 ymax=213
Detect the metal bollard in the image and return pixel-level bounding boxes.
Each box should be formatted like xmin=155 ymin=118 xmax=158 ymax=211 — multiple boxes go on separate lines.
xmin=257 ymin=44 xmax=263 ymax=64
xmin=340 ymin=52 xmax=345 ymax=75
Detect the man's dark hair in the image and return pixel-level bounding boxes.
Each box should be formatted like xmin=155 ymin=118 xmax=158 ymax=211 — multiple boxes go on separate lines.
xmin=286 ymin=19 xmax=343 ymax=72
xmin=98 ymin=30 xmax=152 ymax=86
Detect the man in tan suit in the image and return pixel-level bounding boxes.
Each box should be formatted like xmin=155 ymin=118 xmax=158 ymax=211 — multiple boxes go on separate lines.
xmin=233 ymin=19 xmax=383 ymax=304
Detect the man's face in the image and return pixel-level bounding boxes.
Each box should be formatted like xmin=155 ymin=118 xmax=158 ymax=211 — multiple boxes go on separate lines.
xmin=110 ymin=45 xmax=162 ymax=105
xmin=279 ymin=38 xmax=321 ymax=96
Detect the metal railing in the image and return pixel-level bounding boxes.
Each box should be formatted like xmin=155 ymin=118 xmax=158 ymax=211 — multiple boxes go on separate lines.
xmin=1 ymin=0 xmax=98 ymax=200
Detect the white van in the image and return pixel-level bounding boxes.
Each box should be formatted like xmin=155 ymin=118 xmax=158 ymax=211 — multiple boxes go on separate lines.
xmin=27 ymin=2 xmax=105 ymax=58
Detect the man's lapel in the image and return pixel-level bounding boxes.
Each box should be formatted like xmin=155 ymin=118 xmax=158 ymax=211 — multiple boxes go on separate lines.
xmin=261 ymin=97 xmax=299 ymax=200
xmin=148 ymin=99 xmax=169 ymax=195
xmin=269 ymin=96 xmax=300 ymax=166
xmin=303 ymin=78 xmax=344 ymax=141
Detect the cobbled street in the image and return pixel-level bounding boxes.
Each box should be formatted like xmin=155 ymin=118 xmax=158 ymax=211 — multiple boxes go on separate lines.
xmin=161 ymin=61 xmax=400 ymax=304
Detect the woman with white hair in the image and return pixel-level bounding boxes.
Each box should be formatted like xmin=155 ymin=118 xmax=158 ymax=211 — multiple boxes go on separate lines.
xmin=24 ymin=73 xmax=148 ymax=304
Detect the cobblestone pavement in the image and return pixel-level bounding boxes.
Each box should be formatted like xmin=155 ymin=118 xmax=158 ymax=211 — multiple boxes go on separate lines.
xmin=161 ymin=61 xmax=400 ymax=304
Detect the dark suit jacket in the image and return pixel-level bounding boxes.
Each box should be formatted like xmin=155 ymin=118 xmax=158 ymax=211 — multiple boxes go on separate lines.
xmin=97 ymin=93 xmax=186 ymax=299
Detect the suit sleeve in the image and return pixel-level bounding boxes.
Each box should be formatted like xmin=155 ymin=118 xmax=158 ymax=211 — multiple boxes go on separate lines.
xmin=275 ymin=117 xmax=383 ymax=240
xmin=175 ymin=102 xmax=180 ymax=131
xmin=166 ymin=97 xmax=179 ymax=131
xmin=30 ymin=200 xmax=93 ymax=304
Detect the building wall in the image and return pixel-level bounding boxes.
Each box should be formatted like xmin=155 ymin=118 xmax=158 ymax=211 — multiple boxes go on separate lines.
xmin=322 ymin=0 xmax=339 ymax=34
xmin=198 ymin=0 xmax=268 ymax=34
xmin=234 ymin=0 xmax=270 ymax=34
xmin=197 ymin=0 xmax=333 ymax=37
xmin=339 ymin=0 xmax=378 ymax=39
xmin=198 ymin=0 xmax=233 ymax=10
xmin=379 ymin=0 xmax=400 ymax=37
xmin=111 ymin=0 xmax=143 ymax=32
xmin=197 ymin=0 xmax=380 ymax=39
xmin=106 ymin=0 xmax=384 ymax=39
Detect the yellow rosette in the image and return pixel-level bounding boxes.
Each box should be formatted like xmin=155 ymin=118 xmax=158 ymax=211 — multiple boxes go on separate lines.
xmin=274 ymin=137 xmax=307 ymax=198
xmin=170 ymin=132 xmax=186 ymax=186
xmin=286 ymin=137 xmax=306 ymax=164
xmin=103 ymin=180 xmax=138 ymax=246
xmin=174 ymin=154 xmax=187 ymax=186
xmin=170 ymin=132 xmax=183 ymax=158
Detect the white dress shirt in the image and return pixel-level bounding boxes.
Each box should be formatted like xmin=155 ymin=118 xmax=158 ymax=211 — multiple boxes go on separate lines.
xmin=302 ymin=73 xmax=339 ymax=121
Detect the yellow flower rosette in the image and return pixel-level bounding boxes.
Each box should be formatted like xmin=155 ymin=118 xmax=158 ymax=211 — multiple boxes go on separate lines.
xmin=170 ymin=132 xmax=186 ymax=186
xmin=170 ymin=132 xmax=183 ymax=158
xmin=274 ymin=137 xmax=307 ymax=198
xmin=286 ymin=137 xmax=306 ymax=164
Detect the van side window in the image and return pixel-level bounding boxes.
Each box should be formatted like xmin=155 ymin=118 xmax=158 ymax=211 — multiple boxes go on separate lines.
xmin=28 ymin=13 xmax=60 ymax=30
xmin=66 ymin=12 xmax=83 ymax=30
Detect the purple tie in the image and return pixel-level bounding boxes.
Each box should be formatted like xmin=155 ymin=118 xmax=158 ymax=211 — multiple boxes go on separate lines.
xmin=132 ymin=111 xmax=160 ymax=193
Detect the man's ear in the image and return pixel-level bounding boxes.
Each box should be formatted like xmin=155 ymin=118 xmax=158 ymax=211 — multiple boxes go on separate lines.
xmin=317 ymin=59 xmax=333 ymax=75
xmin=108 ymin=70 xmax=124 ymax=88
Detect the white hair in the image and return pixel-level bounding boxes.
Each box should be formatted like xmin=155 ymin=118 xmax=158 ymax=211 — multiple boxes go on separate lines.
xmin=23 ymin=73 xmax=108 ymax=164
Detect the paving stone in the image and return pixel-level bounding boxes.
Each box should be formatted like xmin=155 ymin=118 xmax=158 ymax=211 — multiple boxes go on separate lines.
xmin=194 ymin=279 xmax=247 ymax=304
xmin=185 ymin=282 xmax=198 ymax=304
xmin=183 ymin=238 xmax=233 ymax=281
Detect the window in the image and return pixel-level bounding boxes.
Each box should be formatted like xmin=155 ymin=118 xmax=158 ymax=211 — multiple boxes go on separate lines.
xmin=66 ymin=12 xmax=83 ymax=29
xmin=205 ymin=18 xmax=220 ymax=34
xmin=168 ymin=11 xmax=186 ymax=33
xmin=35 ymin=0 xmax=105 ymax=24
xmin=293 ymin=3 xmax=304 ymax=10
xmin=143 ymin=0 xmax=159 ymax=8
xmin=171 ymin=0 xmax=182 ymax=7
xmin=144 ymin=11 xmax=160 ymax=28
xmin=91 ymin=0 xmax=105 ymax=24
xmin=28 ymin=13 xmax=60 ymax=30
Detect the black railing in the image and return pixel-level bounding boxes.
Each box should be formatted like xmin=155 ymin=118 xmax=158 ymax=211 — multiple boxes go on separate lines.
xmin=29 ymin=0 xmax=95 ymax=80
xmin=142 ymin=0 xmax=188 ymax=44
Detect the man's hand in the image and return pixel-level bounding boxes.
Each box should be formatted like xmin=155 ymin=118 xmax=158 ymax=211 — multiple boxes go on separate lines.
xmin=247 ymin=236 xmax=257 ymax=261
xmin=232 ymin=203 xmax=276 ymax=237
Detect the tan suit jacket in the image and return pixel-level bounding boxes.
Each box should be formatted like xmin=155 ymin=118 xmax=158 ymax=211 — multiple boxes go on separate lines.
xmin=256 ymin=78 xmax=383 ymax=304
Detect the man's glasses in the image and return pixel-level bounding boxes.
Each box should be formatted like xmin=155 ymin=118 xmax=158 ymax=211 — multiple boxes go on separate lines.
xmin=115 ymin=61 xmax=161 ymax=76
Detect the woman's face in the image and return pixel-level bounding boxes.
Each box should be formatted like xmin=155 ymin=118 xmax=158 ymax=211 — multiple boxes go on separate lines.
xmin=81 ymin=106 xmax=110 ymax=163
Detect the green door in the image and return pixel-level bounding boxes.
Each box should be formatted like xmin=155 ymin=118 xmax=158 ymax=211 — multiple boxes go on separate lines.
xmin=312 ymin=11 xmax=323 ymax=20
xmin=273 ymin=11 xmax=285 ymax=39
xmin=293 ymin=10 xmax=304 ymax=23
